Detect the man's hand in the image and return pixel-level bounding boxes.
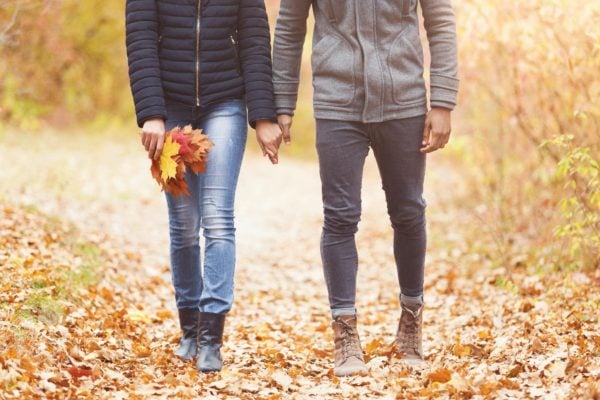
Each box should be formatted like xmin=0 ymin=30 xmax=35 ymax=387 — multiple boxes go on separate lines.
xmin=278 ymin=114 xmax=293 ymax=145
xmin=141 ymin=118 xmax=166 ymax=160
xmin=420 ymin=108 xmax=452 ymax=154
xmin=256 ymin=120 xmax=283 ymax=164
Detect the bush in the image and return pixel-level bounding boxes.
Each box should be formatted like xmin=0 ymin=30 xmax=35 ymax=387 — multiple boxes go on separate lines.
xmin=454 ymin=0 xmax=600 ymax=270
xmin=0 ymin=0 xmax=130 ymax=128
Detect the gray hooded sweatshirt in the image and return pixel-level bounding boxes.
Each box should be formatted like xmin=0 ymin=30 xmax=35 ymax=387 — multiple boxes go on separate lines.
xmin=272 ymin=0 xmax=459 ymax=122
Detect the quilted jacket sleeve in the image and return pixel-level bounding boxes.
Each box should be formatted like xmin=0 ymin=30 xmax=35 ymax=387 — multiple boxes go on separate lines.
xmin=237 ymin=0 xmax=278 ymax=128
xmin=125 ymin=0 xmax=167 ymax=128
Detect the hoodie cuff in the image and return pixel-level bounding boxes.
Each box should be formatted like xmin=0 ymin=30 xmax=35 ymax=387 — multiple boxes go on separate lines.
xmin=274 ymin=81 xmax=299 ymax=116
xmin=430 ymin=75 xmax=459 ymax=110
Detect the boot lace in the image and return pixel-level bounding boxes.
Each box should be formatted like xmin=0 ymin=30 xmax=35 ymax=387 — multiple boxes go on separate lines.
xmin=338 ymin=318 xmax=362 ymax=360
xmin=400 ymin=305 xmax=422 ymax=355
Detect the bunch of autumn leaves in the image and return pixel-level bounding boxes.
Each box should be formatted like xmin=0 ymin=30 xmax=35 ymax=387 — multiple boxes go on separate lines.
xmin=150 ymin=125 xmax=213 ymax=196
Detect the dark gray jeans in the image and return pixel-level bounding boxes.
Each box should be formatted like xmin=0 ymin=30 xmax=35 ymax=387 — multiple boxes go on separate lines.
xmin=316 ymin=116 xmax=427 ymax=313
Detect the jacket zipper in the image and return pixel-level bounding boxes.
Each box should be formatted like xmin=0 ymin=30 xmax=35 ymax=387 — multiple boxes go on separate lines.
xmin=230 ymin=34 xmax=241 ymax=74
xmin=195 ymin=0 xmax=202 ymax=106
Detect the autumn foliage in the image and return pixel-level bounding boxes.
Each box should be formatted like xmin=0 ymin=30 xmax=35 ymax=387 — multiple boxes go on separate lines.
xmin=150 ymin=126 xmax=213 ymax=197
xmin=0 ymin=0 xmax=599 ymax=398
xmin=449 ymin=0 xmax=600 ymax=272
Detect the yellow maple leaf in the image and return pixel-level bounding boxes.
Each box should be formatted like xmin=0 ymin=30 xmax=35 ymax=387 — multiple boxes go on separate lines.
xmin=159 ymin=135 xmax=181 ymax=181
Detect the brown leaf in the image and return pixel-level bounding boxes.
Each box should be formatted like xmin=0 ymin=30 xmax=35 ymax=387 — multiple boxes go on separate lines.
xmin=477 ymin=330 xmax=492 ymax=340
xmin=452 ymin=343 xmax=472 ymax=357
xmin=428 ymin=368 xmax=452 ymax=384
xmin=530 ymin=338 xmax=544 ymax=353
xmin=154 ymin=309 xmax=173 ymax=321
xmin=499 ymin=378 xmax=520 ymax=390
xmin=507 ymin=363 xmax=525 ymax=377
xmin=67 ymin=366 xmax=93 ymax=380
xmin=365 ymin=338 xmax=386 ymax=356
xmin=480 ymin=381 xmax=499 ymax=395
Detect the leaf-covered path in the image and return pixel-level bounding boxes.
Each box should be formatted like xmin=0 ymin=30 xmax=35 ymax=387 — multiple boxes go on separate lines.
xmin=0 ymin=132 xmax=598 ymax=399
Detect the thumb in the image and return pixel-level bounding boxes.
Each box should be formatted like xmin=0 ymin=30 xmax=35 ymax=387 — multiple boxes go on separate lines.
xmin=282 ymin=124 xmax=292 ymax=145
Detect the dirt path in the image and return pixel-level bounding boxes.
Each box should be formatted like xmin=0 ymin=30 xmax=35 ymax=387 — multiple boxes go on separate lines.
xmin=0 ymin=132 xmax=597 ymax=399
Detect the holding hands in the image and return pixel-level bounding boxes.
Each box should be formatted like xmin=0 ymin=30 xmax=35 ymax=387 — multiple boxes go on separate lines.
xmin=142 ymin=118 xmax=283 ymax=165
xmin=255 ymin=120 xmax=283 ymax=164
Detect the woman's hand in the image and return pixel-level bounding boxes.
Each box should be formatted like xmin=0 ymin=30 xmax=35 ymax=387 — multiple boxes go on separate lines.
xmin=141 ymin=118 xmax=166 ymax=160
xmin=420 ymin=108 xmax=452 ymax=154
xmin=255 ymin=120 xmax=283 ymax=164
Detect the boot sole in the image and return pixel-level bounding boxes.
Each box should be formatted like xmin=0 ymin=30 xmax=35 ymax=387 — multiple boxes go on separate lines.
xmin=334 ymin=366 xmax=369 ymax=377
xmin=174 ymin=347 xmax=197 ymax=361
xmin=398 ymin=357 xmax=426 ymax=368
xmin=174 ymin=353 xmax=196 ymax=361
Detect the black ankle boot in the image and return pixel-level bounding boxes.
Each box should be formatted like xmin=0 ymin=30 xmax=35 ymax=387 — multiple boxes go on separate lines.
xmin=196 ymin=312 xmax=225 ymax=372
xmin=174 ymin=308 xmax=199 ymax=361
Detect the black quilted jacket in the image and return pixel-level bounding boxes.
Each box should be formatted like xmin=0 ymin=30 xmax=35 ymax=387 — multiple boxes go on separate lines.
xmin=125 ymin=0 xmax=277 ymax=128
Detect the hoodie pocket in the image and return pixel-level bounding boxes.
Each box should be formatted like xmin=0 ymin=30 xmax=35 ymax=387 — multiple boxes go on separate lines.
xmin=388 ymin=34 xmax=426 ymax=105
xmin=312 ymin=35 xmax=356 ymax=107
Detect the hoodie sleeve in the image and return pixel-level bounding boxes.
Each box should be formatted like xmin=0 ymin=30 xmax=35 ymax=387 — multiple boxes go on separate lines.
xmin=420 ymin=0 xmax=460 ymax=110
xmin=272 ymin=0 xmax=312 ymax=116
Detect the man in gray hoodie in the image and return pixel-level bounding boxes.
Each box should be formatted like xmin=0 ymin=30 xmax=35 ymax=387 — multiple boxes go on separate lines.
xmin=273 ymin=0 xmax=459 ymax=376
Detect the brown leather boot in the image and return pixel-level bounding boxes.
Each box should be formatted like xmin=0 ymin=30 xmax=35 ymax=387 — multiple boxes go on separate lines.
xmin=393 ymin=302 xmax=424 ymax=365
xmin=332 ymin=315 xmax=368 ymax=377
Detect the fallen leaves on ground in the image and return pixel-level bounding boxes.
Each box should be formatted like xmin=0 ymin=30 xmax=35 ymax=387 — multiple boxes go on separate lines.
xmin=0 ymin=132 xmax=599 ymax=399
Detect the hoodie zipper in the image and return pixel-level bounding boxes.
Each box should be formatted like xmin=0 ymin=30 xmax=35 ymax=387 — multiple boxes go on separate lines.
xmin=195 ymin=0 xmax=202 ymax=107
xmin=402 ymin=0 xmax=411 ymax=16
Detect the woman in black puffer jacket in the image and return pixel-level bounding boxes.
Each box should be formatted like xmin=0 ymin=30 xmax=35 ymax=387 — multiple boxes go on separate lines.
xmin=125 ymin=0 xmax=282 ymax=373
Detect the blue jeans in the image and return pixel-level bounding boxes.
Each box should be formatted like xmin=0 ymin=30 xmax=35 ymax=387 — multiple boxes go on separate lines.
xmin=316 ymin=116 xmax=427 ymax=314
xmin=164 ymin=99 xmax=247 ymax=314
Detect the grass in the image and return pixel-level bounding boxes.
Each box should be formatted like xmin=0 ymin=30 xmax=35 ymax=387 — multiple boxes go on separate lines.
xmin=23 ymin=293 xmax=64 ymax=324
xmin=3 ymin=204 xmax=105 ymax=326
xmin=66 ymin=241 xmax=102 ymax=290
xmin=31 ymin=280 xmax=47 ymax=289
xmin=19 ymin=239 xmax=102 ymax=324
xmin=494 ymin=276 xmax=520 ymax=295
